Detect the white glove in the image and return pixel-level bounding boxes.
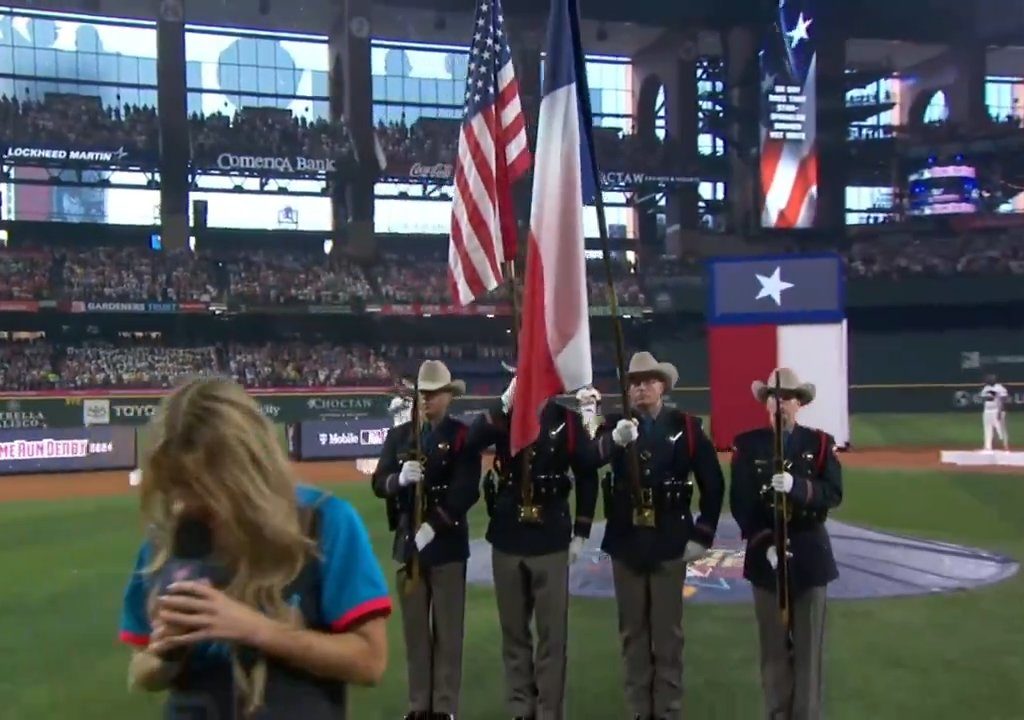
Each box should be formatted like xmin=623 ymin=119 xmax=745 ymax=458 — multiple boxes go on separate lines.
xmin=682 ymin=540 xmax=710 ymax=563
xmin=568 ymin=536 xmax=586 ymax=564
xmin=766 ymin=545 xmax=778 ymax=570
xmin=414 ymin=523 xmax=435 ymax=551
xmin=399 ymin=460 xmax=423 ymax=487
xmin=501 ymin=376 xmax=517 ymax=413
xmin=612 ymin=418 xmax=639 ymax=447
xmin=771 ymin=471 xmax=794 ymax=494
xmin=388 ymin=397 xmax=405 ymax=414
xmin=128 ymin=468 xmax=142 ymax=487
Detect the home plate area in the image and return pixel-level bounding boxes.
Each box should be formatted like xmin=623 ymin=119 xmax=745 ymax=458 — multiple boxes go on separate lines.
xmin=466 ymin=519 xmax=1018 ymax=603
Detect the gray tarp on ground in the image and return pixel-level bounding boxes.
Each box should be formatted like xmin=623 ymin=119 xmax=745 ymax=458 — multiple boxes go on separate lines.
xmin=466 ymin=519 xmax=1018 ymax=603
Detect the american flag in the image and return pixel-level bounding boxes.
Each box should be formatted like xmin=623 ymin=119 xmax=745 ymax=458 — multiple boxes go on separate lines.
xmin=760 ymin=0 xmax=818 ymax=229
xmin=448 ymin=0 xmax=532 ymax=306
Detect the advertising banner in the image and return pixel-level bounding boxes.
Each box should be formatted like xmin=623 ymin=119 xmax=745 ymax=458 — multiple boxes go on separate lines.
xmin=0 ymin=141 xmax=156 ymax=169
xmin=0 ymin=426 xmax=137 ymax=475
xmin=70 ymin=301 xmax=180 ymax=314
xmin=383 ymin=161 xmax=697 ymax=189
xmin=195 ymin=152 xmax=354 ymax=179
xmin=298 ymin=419 xmax=394 ymax=460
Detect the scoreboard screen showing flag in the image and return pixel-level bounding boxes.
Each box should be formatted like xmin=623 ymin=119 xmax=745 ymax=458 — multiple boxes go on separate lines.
xmin=759 ymin=0 xmax=818 ymax=229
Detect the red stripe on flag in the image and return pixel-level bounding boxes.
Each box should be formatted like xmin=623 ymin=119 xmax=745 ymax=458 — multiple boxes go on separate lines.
xmin=510 ymin=230 xmax=562 ymax=454
xmin=775 ymin=149 xmax=818 ymax=228
xmin=708 ymin=324 xmax=779 ymax=449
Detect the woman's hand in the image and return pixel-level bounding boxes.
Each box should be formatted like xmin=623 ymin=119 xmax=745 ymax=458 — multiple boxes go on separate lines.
xmin=149 ymin=581 xmax=276 ymax=654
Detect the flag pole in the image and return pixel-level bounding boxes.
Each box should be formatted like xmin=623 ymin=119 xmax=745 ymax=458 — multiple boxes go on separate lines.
xmin=569 ymin=0 xmax=644 ymax=502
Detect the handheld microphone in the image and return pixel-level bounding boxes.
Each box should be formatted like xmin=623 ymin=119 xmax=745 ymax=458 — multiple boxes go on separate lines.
xmin=154 ymin=517 xmax=218 ymax=662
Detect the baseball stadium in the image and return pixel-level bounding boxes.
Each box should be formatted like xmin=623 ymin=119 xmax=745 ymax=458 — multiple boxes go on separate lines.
xmin=1 ymin=0 xmax=1024 ymax=718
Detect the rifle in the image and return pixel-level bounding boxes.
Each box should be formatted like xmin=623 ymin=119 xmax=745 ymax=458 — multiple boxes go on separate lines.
xmin=403 ymin=377 xmax=427 ymax=595
xmin=772 ymin=372 xmax=794 ymax=647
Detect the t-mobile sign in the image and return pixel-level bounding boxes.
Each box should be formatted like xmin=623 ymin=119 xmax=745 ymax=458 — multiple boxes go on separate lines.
xmin=299 ymin=419 xmax=393 ymax=460
xmin=0 ymin=426 xmax=137 ymax=475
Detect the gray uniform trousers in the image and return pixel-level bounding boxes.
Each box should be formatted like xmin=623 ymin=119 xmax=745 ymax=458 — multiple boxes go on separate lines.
xmin=752 ymin=586 xmax=828 ymax=720
xmin=611 ymin=558 xmax=687 ymax=720
xmin=397 ymin=561 xmax=468 ymax=715
xmin=492 ymin=548 xmax=571 ymax=720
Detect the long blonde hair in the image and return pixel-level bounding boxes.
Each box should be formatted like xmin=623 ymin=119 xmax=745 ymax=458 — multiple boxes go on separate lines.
xmin=139 ymin=377 xmax=314 ymax=714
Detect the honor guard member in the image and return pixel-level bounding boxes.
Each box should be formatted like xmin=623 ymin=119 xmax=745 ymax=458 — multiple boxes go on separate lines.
xmin=598 ymin=352 xmax=725 ymax=720
xmin=470 ymin=370 xmax=599 ymax=720
xmin=372 ymin=361 xmax=483 ymax=720
xmin=730 ymin=368 xmax=843 ymax=720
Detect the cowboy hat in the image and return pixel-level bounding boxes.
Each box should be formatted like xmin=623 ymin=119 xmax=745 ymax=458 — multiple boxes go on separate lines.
xmin=417 ymin=360 xmax=466 ymax=396
xmin=751 ymin=367 xmax=816 ymax=406
xmin=626 ymin=352 xmax=678 ymax=389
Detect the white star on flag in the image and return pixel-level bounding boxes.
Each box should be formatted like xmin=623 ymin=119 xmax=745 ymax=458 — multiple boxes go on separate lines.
xmin=786 ymin=12 xmax=813 ymax=48
xmin=755 ymin=267 xmax=794 ymax=306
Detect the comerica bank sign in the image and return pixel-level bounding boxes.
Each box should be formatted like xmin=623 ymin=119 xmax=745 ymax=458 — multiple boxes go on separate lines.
xmin=214 ymin=153 xmax=337 ymax=175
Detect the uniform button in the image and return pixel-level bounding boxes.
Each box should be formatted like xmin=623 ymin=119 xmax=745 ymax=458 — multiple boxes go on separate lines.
xmin=643 ymin=469 xmax=651 ymax=477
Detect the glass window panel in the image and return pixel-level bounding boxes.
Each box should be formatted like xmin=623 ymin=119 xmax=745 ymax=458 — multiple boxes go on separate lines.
xmin=139 ymin=58 xmax=157 ymax=86
xmin=420 ymin=79 xmax=438 ymax=104
xmin=117 ymin=55 xmax=138 ymax=85
xmin=255 ymin=66 xmax=273 ymax=94
xmin=403 ymin=77 xmax=420 ymax=103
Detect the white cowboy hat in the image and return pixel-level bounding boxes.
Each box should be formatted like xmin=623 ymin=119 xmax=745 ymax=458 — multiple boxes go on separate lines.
xmin=751 ymin=367 xmax=816 ymax=406
xmin=626 ymin=352 xmax=678 ymax=389
xmin=417 ymin=360 xmax=466 ymax=396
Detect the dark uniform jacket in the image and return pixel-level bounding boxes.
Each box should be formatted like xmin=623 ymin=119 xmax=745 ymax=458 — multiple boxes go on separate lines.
xmin=598 ymin=407 xmax=725 ymax=569
xmin=372 ymin=415 xmax=482 ymax=568
xmin=469 ymin=400 xmax=599 ymax=557
xmin=729 ymin=424 xmax=843 ymax=596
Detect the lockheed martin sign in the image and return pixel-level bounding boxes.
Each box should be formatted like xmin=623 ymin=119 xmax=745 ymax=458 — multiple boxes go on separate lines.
xmin=1 ymin=142 xmax=150 ymax=168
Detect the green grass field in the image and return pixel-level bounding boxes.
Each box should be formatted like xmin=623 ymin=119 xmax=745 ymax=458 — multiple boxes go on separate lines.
xmin=1 ymin=413 xmax=1021 ymax=719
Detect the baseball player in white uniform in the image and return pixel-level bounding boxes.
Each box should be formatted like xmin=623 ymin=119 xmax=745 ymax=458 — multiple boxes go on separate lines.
xmin=355 ymin=387 xmax=413 ymax=474
xmin=981 ymin=374 xmax=1010 ymax=451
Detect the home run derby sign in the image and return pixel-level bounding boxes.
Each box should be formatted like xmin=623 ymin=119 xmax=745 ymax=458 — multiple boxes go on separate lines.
xmin=467 ymin=519 xmax=1019 ymax=603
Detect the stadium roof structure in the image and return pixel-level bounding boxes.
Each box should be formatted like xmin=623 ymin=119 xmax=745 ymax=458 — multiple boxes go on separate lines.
xmin=14 ymin=0 xmax=1024 ymax=51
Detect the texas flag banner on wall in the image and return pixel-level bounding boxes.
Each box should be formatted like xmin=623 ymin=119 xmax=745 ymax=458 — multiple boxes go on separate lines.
xmin=706 ymin=254 xmax=849 ymax=449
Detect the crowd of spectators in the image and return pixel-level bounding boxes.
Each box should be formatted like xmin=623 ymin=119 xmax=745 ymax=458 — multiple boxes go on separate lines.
xmin=189 ymin=108 xmax=356 ymax=167
xmin=0 ymin=93 xmax=159 ymax=155
xmin=0 ymin=341 xmax=57 ymax=391
xmin=226 ymin=342 xmax=390 ymax=387
xmin=0 ymin=250 xmax=54 ymax=301
xmin=0 ymin=339 xmax=526 ymax=391
xmin=7 ymin=226 xmax=1024 ymax=311
xmin=58 ymin=343 xmax=220 ymax=390
xmin=59 ymin=247 xmax=218 ymax=303
xmin=844 ymin=233 xmax=1024 ymax=278
xmin=374 ymin=116 xmax=691 ymax=178
xmin=222 ymin=249 xmax=371 ymax=305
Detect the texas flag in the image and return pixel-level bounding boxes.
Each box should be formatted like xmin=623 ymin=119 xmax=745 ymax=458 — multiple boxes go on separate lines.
xmin=510 ymin=0 xmax=594 ymax=455
xmin=706 ymin=254 xmax=849 ymax=449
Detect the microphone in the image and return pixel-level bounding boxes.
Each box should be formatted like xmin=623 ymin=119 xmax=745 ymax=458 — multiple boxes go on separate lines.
xmin=153 ymin=517 xmax=218 ymax=662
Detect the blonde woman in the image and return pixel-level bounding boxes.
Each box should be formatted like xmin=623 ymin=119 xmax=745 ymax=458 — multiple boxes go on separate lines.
xmin=117 ymin=377 xmax=391 ymax=719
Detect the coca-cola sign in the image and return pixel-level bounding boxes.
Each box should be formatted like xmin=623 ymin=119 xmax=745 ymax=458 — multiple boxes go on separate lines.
xmin=408 ymin=162 xmax=454 ymax=180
